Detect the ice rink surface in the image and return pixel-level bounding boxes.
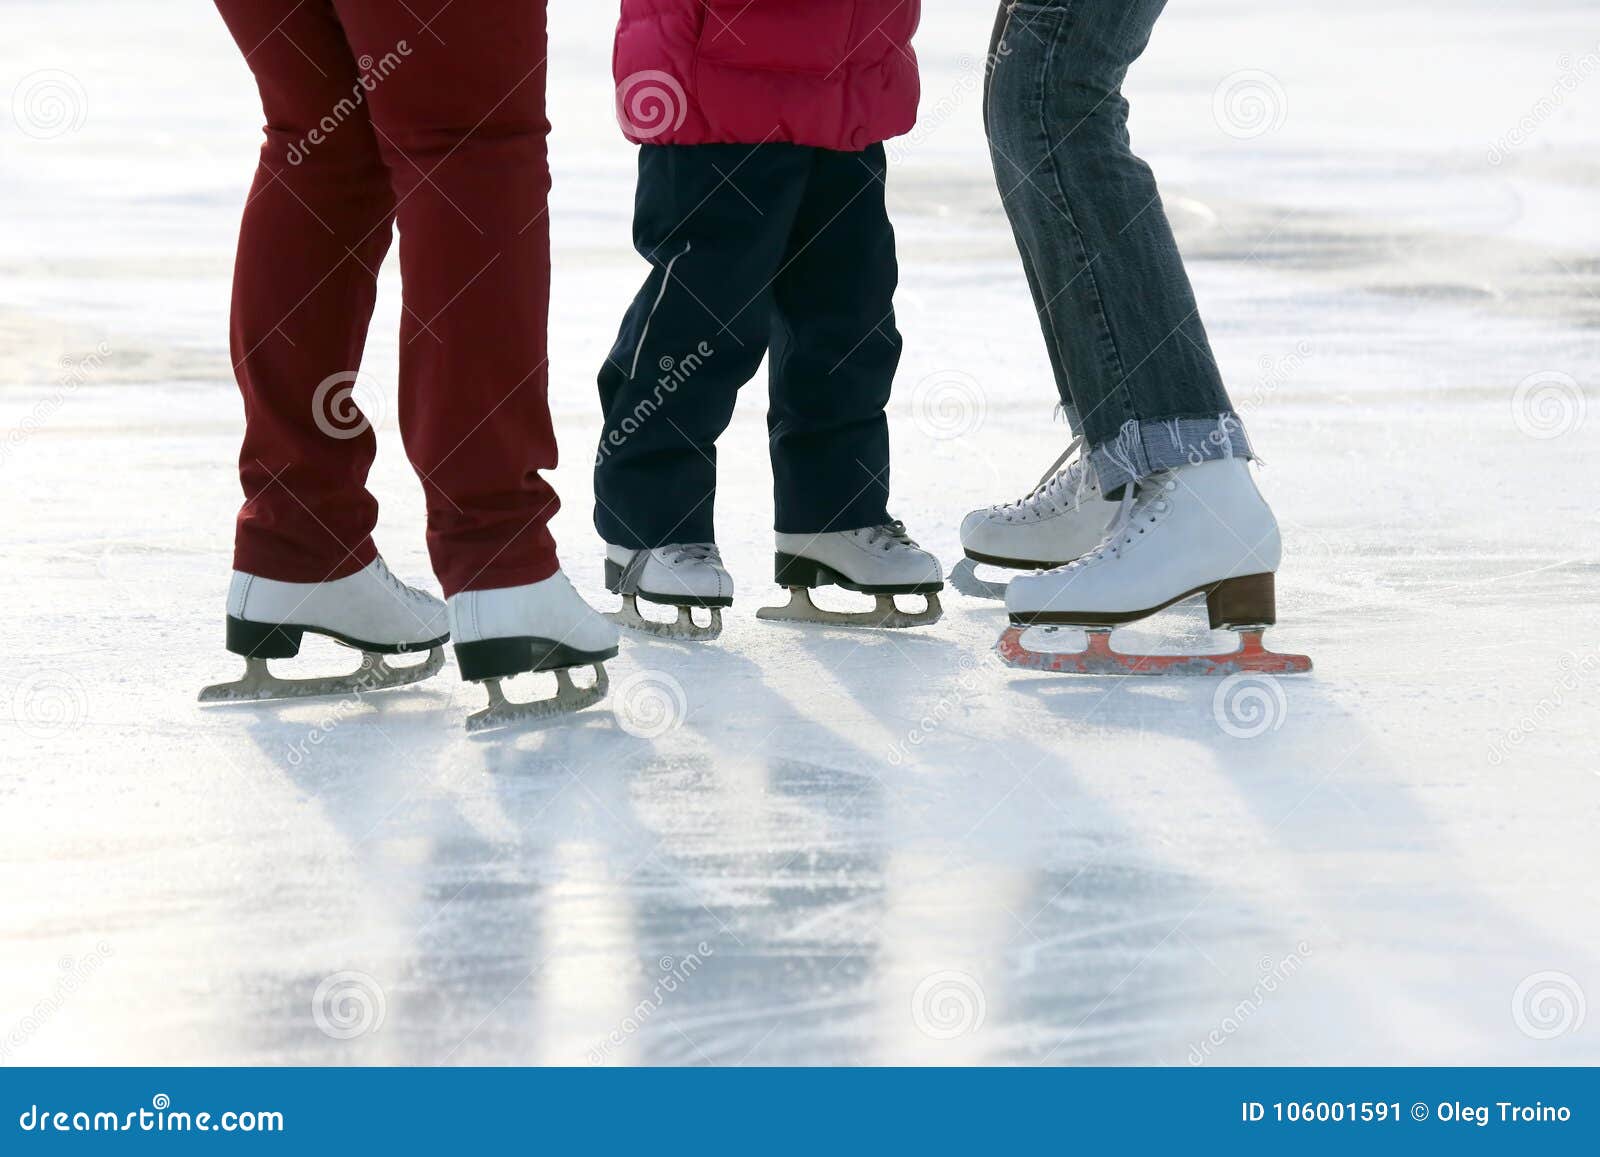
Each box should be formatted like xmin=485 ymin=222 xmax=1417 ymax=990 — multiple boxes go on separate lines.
xmin=2 ymin=0 xmax=1597 ymax=1064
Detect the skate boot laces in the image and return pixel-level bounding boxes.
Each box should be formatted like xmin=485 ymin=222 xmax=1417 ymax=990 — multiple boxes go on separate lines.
xmin=994 ymin=437 xmax=1096 ymax=522
xmin=372 ymin=556 xmax=438 ymax=608
xmin=857 ymin=521 xmax=921 ymax=554
xmin=662 ymin=543 xmax=722 ymax=568
xmin=1073 ymin=474 xmax=1179 ymax=568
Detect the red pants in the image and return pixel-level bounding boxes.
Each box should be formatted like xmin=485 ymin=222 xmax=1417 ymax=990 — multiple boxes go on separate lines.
xmin=214 ymin=0 xmax=558 ymax=597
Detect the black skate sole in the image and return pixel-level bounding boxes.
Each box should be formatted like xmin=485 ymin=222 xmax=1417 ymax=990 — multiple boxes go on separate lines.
xmin=454 ymin=637 xmax=621 ymax=684
xmin=225 ymin=615 xmax=448 ymax=660
xmin=963 ymin=547 xmax=1078 ymax=570
xmin=603 ymin=559 xmax=733 ymax=608
xmin=773 ymin=552 xmax=943 ymax=596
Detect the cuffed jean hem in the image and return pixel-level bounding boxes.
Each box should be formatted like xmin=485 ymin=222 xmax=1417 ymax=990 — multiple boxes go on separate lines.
xmin=1089 ymin=413 xmax=1254 ymax=495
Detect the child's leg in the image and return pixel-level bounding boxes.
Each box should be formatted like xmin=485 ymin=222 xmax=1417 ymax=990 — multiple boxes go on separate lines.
xmin=766 ymin=144 xmax=900 ymax=534
xmin=595 ymin=144 xmax=813 ymax=548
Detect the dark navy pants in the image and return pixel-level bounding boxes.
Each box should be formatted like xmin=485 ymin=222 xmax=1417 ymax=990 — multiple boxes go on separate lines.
xmin=595 ymin=143 xmax=900 ymax=549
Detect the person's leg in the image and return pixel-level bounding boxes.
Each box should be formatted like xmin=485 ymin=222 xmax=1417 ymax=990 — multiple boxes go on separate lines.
xmin=984 ymin=1 xmax=1083 ymax=431
xmin=331 ymin=0 xmax=558 ymax=597
xmin=766 ymin=144 xmax=899 ymax=534
xmin=986 ymin=0 xmax=1250 ymax=494
xmin=594 ymin=143 xmax=811 ymax=548
xmin=213 ymin=0 xmax=395 ymax=583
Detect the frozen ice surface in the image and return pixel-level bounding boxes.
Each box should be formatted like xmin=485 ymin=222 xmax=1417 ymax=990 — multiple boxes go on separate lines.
xmin=1 ymin=0 xmax=1597 ymax=1065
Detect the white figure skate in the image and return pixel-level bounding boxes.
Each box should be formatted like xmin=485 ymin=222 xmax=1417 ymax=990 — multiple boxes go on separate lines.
xmin=605 ymin=543 xmax=732 ymax=641
xmin=449 ymin=571 xmax=620 ymax=732
xmin=951 ymin=437 xmax=1118 ymax=600
xmin=999 ymin=458 xmax=1312 ymax=675
xmin=199 ymin=557 xmax=448 ymax=702
xmin=758 ymin=522 xmax=943 ymax=629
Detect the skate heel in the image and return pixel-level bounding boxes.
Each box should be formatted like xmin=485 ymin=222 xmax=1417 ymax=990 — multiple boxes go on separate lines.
xmin=773 ymin=551 xmax=828 ymax=588
xmin=1206 ymin=573 xmax=1277 ymax=630
xmin=225 ymin=615 xmax=303 ymax=659
xmin=454 ymin=637 xmax=620 ymax=683
xmin=454 ymin=638 xmax=534 ymax=683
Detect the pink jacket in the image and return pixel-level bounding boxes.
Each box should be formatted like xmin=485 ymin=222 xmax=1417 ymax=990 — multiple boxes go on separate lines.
xmin=614 ymin=0 xmax=921 ymax=152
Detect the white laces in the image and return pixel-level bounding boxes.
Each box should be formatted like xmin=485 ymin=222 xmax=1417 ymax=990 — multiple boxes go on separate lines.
xmin=372 ymin=557 xmax=435 ymax=605
xmin=995 ymin=437 xmax=1095 ymax=521
xmin=1070 ymin=473 xmax=1179 ymax=567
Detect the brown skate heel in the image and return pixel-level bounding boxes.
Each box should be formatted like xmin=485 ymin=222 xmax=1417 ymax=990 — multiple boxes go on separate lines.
xmin=1207 ymin=573 xmax=1277 ymax=630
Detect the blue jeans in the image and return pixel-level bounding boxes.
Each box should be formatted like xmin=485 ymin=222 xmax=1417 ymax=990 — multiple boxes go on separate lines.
xmin=986 ymin=0 xmax=1251 ymax=493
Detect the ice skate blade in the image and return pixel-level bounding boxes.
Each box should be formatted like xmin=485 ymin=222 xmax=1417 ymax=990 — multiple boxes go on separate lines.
xmin=465 ymin=663 xmax=610 ymax=733
xmin=757 ymin=587 xmax=943 ymax=629
xmin=198 ymin=646 xmax=445 ymax=703
xmin=996 ymin=626 xmax=1312 ymax=676
xmin=949 ymin=558 xmax=1009 ymax=602
xmin=607 ymin=595 xmax=723 ymax=642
